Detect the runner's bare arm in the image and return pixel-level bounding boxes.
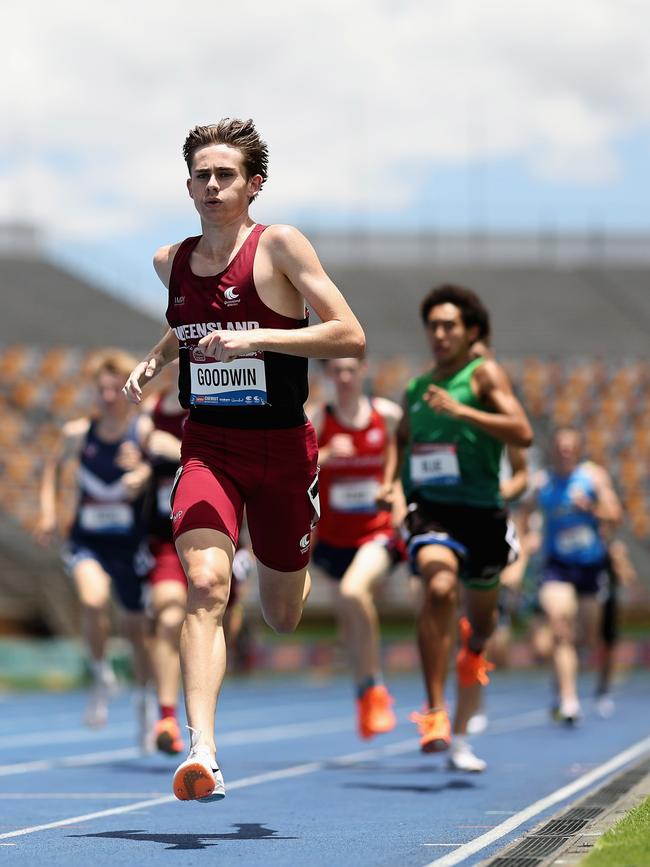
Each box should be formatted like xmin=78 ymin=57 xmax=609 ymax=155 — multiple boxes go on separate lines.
xmin=424 ymin=360 xmax=533 ymax=447
xmin=588 ymin=464 xmax=623 ymax=526
xmin=501 ymin=445 xmax=529 ymax=502
xmin=198 ymin=226 xmax=365 ymax=361
xmin=384 ymin=395 xmax=410 ymax=486
xmin=36 ymin=418 xmax=89 ymax=544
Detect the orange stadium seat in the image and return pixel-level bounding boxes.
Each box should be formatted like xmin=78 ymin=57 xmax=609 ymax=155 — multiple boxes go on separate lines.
xmin=0 ymin=345 xmax=33 ymax=384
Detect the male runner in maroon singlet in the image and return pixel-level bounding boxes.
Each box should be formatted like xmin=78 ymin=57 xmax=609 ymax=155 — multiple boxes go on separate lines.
xmin=123 ymin=118 xmax=365 ymax=802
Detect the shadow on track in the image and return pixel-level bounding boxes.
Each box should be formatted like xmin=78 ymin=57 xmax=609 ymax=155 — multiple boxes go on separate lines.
xmin=344 ymin=778 xmax=476 ymax=795
xmin=69 ymin=823 xmax=297 ymax=851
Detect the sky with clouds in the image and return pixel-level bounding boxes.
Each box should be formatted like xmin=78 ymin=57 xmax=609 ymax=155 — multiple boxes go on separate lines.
xmin=3 ymin=0 xmax=650 ymax=310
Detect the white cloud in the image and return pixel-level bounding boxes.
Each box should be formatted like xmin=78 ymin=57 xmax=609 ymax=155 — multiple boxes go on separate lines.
xmin=2 ymin=0 xmax=649 ymax=237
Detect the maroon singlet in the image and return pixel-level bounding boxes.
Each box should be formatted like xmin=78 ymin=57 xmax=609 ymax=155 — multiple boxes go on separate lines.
xmin=166 ymin=225 xmax=309 ymax=429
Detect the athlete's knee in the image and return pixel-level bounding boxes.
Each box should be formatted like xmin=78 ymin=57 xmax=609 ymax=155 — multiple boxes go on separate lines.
xmin=422 ymin=567 xmax=457 ymax=605
xmin=339 ymin=581 xmax=371 ymax=608
xmin=185 ymin=565 xmax=230 ymax=612
xmin=156 ymin=601 xmax=185 ymax=641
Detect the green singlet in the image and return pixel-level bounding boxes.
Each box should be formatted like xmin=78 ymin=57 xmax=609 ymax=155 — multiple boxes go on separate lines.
xmin=402 ymin=357 xmax=503 ymax=509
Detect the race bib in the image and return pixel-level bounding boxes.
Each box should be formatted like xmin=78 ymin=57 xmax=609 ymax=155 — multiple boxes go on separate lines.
xmin=189 ymin=350 xmax=267 ymax=407
xmin=329 ymin=479 xmax=380 ymax=513
xmin=556 ymin=525 xmax=598 ymax=556
xmin=79 ymin=503 xmax=133 ymax=534
xmin=157 ymin=481 xmax=174 ymax=516
xmin=410 ymin=444 xmax=460 ymax=486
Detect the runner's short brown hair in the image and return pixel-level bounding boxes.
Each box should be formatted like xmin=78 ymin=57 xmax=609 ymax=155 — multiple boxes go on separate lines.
xmin=89 ymin=349 xmax=138 ymax=382
xmin=183 ymin=118 xmax=269 ymax=201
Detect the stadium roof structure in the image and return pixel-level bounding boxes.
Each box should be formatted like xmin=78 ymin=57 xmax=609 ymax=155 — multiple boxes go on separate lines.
xmin=1 ymin=226 xmax=648 ymax=357
xmin=1 ymin=253 xmax=161 ymax=350
xmin=325 ymin=262 xmax=650 ymax=359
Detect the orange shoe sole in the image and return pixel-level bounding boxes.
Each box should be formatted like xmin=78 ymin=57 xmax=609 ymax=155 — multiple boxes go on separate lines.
xmin=420 ymin=735 xmax=451 ymax=754
xmin=173 ymin=763 xmax=216 ymax=801
xmin=156 ymin=729 xmax=184 ymax=755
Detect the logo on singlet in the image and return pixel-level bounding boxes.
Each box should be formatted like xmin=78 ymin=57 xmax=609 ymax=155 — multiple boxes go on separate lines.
xmin=224 ymin=286 xmax=240 ymax=306
xmin=172 ymin=510 xmax=183 ymax=523
xmin=192 ymin=347 xmax=207 ymax=362
xmin=299 ymin=533 xmax=311 ymax=553
xmin=174 ymin=296 xmax=185 ymax=305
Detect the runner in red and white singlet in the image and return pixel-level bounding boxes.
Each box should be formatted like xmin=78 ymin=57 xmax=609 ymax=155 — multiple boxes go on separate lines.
xmin=123 ymin=118 xmax=365 ymax=803
xmin=311 ymin=357 xmax=404 ymax=740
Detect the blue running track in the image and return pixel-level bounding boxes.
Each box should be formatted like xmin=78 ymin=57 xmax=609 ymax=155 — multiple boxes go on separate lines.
xmin=0 ymin=670 xmax=648 ymax=866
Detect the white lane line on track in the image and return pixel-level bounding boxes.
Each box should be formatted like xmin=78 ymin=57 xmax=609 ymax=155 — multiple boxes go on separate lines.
xmin=0 ymin=705 xmax=550 ymax=779
xmin=0 ymin=725 xmax=137 ymax=749
xmin=0 ymin=793 xmax=168 ymax=799
xmin=0 ymin=691 xmax=359 ymax=735
xmin=0 ymin=739 xmax=418 ymax=841
xmin=0 ymin=715 xmax=356 ymax=752
xmin=0 ymin=707 xmax=558 ymax=841
xmin=425 ymin=733 xmax=650 ymax=866
xmin=0 ymin=716 xmax=359 ymax=778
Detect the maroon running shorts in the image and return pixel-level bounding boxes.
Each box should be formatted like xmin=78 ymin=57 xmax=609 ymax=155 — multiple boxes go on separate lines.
xmin=148 ymin=539 xmax=187 ymax=587
xmin=171 ymin=419 xmax=319 ymax=572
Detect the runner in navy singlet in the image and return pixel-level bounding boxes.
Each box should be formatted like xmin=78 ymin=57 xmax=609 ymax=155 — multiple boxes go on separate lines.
xmin=38 ymin=351 xmax=153 ymax=739
xmin=123 ymin=118 xmax=365 ymax=802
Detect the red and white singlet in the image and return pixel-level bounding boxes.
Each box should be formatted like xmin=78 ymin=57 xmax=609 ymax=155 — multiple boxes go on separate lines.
xmin=317 ymin=402 xmax=392 ymax=549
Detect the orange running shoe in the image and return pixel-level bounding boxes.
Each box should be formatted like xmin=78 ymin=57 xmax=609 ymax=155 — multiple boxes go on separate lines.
xmin=173 ymin=730 xmax=225 ymax=802
xmin=357 ymin=685 xmax=397 ymax=739
xmin=155 ymin=716 xmax=185 ymax=755
xmin=456 ymin=616 xmax=494 ymax=688
xmin=409 ymin=708 xmax=451 ymax=753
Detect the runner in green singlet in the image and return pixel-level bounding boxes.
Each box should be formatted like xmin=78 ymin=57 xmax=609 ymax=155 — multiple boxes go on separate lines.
xmin=386 ymin=284 xmax=533 ymax=772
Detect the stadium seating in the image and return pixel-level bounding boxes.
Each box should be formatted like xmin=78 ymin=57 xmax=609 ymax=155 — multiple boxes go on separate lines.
xmin=1 ymin=346 xmax=648 ymax=543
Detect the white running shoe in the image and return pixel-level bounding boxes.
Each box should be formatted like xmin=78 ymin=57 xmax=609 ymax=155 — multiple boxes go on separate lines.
xmin=467 ymin=712 xmax=488 ymax=735
xmin=173 ymin=729 xmax=226 ymax=802
xmin=558 ymin=698 xmax=582 ymax=726
xmin=448 ymin=737 xmax=487 ymax=773
xmin=83 ymin=664 xmax=117 ymax=728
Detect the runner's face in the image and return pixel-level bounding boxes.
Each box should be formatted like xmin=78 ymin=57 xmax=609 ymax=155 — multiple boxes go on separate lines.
xmin=96 ymin=371 xmax=127 ymax=417
xmin=327 ymin=358 xmax=365 ymax=398
xmin=187 ymin=144 xmax=261 ymax=223
xmin=552 ymin=430 xmax=582 ymax=473
xmin=425 ymin=303 xmax=472 ymax=364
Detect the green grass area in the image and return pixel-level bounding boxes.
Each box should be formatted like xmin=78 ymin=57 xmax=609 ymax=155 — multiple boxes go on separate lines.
xmin=581 ymin=795 xmax=650 ymax=866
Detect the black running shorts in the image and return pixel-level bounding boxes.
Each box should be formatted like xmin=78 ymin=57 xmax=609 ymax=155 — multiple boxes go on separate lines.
xmin=404 ymin=496 xmax=518 ymax=589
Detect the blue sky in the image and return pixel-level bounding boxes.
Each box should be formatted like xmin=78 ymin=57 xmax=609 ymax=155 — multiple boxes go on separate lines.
xmin=3 ymin=0 xmax=650 ymax=314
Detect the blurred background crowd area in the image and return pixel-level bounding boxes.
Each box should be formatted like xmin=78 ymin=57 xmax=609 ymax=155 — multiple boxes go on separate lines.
xmin=1 ymin=224 xmax=649 ymax=642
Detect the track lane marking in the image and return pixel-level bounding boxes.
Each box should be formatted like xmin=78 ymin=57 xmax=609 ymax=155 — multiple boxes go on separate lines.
xmin=0 ymin=717 xmax=359 ymax=777
xmin=426 ymin=733 xmax=650 ymax=866
xmin=0 ymin=707 xmax=557 ymax=841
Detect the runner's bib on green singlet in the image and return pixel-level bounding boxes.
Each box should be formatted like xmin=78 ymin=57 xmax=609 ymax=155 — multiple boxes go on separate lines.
xmin=402 ymin=358 xmax=503 ymax=508
xmin=410 ymin=443 xmax=460 ymax=486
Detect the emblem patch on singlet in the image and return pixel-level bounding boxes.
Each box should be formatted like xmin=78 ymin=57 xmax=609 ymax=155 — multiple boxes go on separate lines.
xmin=224 ymin=286 xmax=240 ymax=306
